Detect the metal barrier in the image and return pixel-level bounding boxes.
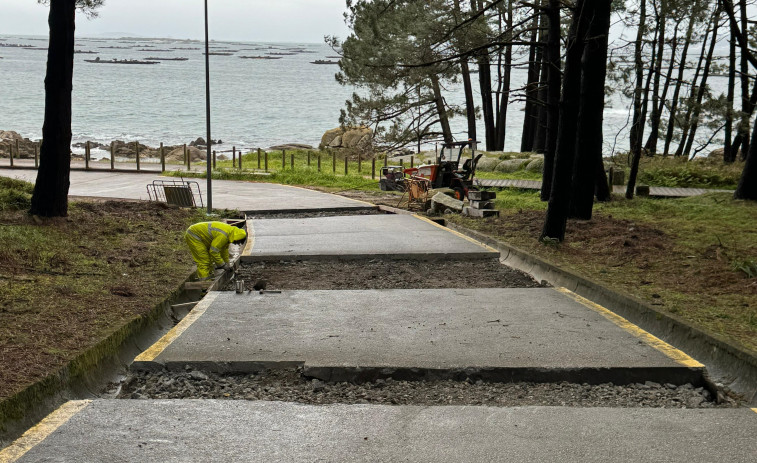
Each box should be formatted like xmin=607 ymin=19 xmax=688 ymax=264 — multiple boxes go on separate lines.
xmin=146 ymin=178 xmax=204 ymax=208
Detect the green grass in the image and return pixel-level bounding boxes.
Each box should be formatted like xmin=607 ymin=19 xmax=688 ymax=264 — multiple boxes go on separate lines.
xmin=611 ymin=154 xmax=743 ymax=189
xmin=475 ymin=170 xmax=543 ymax=181
xmin=171 ymin=149 xmax=381 ymax=191
xmin=0 ymin=177 xmax=34 ymax=211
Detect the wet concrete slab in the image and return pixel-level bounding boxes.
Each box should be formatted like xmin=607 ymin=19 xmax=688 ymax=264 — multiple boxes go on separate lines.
xmin=0 ymin=169 xmax=371 ymax=213
xmin=242 ymin=214 xmax=499 ymax=261
xmin=133 ymin=289 xmax=702 ymax=385
xmin=8 ymin=400 xmax=756 ymax=462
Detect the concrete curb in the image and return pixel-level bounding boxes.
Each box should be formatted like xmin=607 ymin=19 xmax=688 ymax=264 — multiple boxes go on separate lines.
xmin=445 ymin=221 xmax=757 ymax=405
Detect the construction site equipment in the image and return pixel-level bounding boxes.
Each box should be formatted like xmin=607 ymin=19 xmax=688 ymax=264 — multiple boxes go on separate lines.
xmin=379 ymin=166 xmax=407 ymax=192
xmin=396 ymin=176 xmax=432 ymax=210
xmin=147 ymin=178 xmax=204 ymax=207
xmin=403 ymin=140 xmax=483 ymax=200
xmin=463 ymin=190 xmax=500 ymax=218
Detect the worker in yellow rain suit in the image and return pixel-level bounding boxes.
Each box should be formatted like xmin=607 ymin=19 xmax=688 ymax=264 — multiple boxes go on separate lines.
xmin=184 ymin=221 xmax=247 ymax=279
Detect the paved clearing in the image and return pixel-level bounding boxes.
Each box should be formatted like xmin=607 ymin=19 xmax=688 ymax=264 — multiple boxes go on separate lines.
xmin=11 ymin=401 xmax=756 ymax=463
xmin=225 ymin=258 xmax=544 ymax=291
xmin=243 ymin=214 xmax=500 ymax=261
xmin=132 ymin=289 xmax=701 ymax=386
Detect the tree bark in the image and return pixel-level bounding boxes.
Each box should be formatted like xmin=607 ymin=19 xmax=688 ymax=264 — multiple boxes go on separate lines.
xmin=569 ymin=0 xmax=611 ymax=220
xmin=681 ymin=8 xmax=720 ymax=159
xmin=663 ymin=4 xmax=697 ymax=156
xmin=540 ymin=0 xmax=561 ymax=201
xmin=472 ymin=0 xmax=496 ymax=150
xmin=734 ymin=114 xmax=757 ymax=200
xmin=643 ymin=0 xmax=667 ymax=156
xmin=30 ymin=0 xmax=76 ymax=218
xmin=494 ymin=0 xmax=513 ymax=151
xmin=541 ymin=0 xmax=589 ymax=241
xmin=521 ymin=7 xmax=541 ymax=152
xmin=430 ymin=74 xmax=453 ymax=144
xmin=629 ymin=0 xmax=647 ymax=159
xmin=453 ymin=0 xmax=477 ymax=142
xmin=737 ymin=0 xmax=750 ymax=160
xmin=725 ymin=24 xmax=736 ymax=162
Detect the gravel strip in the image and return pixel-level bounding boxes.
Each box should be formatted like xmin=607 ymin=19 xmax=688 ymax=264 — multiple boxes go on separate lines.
xmin=224 ymin=259 xmax=544 ymax=291
xmin=119 ymin=369 xmax=736 ymax=408
xmin=246 ymin=209 xmax=381 ymax=220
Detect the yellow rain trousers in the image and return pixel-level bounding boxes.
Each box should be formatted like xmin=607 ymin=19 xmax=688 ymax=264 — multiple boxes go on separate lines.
xmin=184 ymin=221 xmax=247 ymax=279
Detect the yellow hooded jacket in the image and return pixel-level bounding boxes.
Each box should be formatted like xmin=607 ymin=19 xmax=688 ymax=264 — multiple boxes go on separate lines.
xmin=184 ymin=221 xmax=247 ymax=278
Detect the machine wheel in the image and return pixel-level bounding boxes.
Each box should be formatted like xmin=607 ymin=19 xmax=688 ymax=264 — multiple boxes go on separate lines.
xmin=453 ymin=187 xmax=466 ymax=201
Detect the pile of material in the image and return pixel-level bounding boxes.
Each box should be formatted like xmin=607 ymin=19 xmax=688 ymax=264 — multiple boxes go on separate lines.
xmin=463 ymin=190 xmax=499 ymax=218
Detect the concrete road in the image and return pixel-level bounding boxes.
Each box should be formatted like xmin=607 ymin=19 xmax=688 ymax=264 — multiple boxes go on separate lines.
xmin=0 ymin=169 xmax=372 ymax=213
xmin=133 ymin=289 xmax=702 ymax=385
xmin=6 ymin=400 xmax=756 ymax=462
xmin=243 ymin=214 xmax=500 ymax=261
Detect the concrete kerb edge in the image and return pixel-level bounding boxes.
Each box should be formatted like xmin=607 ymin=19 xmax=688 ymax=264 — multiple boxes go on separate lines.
xmin=0 ymin=271 xmax=201 ymax=444
xmin=240 ymin=251 xmax=499 ymax=263
xmin=241 ymin=205 xmax=378 ymax=215
xmin=445 ymin=221 xmax=757 ymax=405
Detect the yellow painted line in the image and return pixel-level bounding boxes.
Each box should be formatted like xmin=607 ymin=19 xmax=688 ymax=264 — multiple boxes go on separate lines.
xmin=752 ymin=408 xmax=757 ymax=415
xmin=242 ymin=219 xmax=255 ymax=256
xmin=555 ymin=287 xmax=704 ymax=368
xmin=0 ymin=400 xmax=91 ymax=463
xmin=134 ymin=291 xmax=219 ymax=362
xmin=412 ymin=214 xmax=499 ymax=253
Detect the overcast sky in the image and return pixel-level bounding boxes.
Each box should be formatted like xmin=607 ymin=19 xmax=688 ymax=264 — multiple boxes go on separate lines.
xmin=1 ymin=0 xmax=351 ymax=43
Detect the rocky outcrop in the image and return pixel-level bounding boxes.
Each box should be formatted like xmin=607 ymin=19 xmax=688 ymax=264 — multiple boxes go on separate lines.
xmin=319 ymin=127 xmax=373 ymax=154
xmin=0 ymin=131 xmax=38 ymax=159
xmin=166 ymin=146 xmax=206 ymax=162
xmin=494 ymin=159 xmax=529 ymax=173
xmin=475 ymin=157 xmax=501 ymax=172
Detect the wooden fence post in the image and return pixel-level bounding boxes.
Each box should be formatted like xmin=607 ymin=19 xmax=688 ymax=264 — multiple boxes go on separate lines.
xmin=85 ymin=141 xmax=90 ymax=169
xmin=135 ymin=141 xmax=140 ymax=171
xmin=400 ymin=158 xmax=403 ymax=168
xmin=332 ymin=151 xmax=336 ymax=173
xmin=232 ymin=146 xmax=236 ymax=168
xmin=160 ymin=142 xmax=165 ymax=172
xmin=213 ymin=150 xmax=216 ymax=170
xmin=257 ymin=148 xmax=261 ymax=169
xmin=372 ymin=158 xmax=376 ymax=179
xmin=384 ymin=155 xmax=388 ymax=167
xmin=410 ymin=155 xmax=414 ymax=169
xmin=9 ymin=142 xmax=14 ymax=167
xmin=239 ymin=149 xmax=243 ymax=170
xmin=318 ymin=153 xmax=322 ymax=172
xmin=282 ymin=150 xmax=286 ymax=169
xmin=344 ymin=156 xmax=348 ymax=175
xmin=264 ymin=151 xmax=268 ymax=172
xmin=184 ymin=144 xmax=189 ymax=171
xmin=307 ymin=151 xmax=311 ymax=166
xmin=291 ymin=152 xmax=294 ymax=170
xmin=110 ymin=141 xmax=115 ymax=170
xmin=358 ymin=152 xmax=362 ymax=173
xmin=34 ymin=143 xmax=39 ymax=168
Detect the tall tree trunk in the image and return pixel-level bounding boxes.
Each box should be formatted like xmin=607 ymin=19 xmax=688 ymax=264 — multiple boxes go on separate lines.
xmin=682 ymin=8 xmax=720 ymax=159
xmin=734 ymin=115 xmax=757 ymax=199
xmin=626 ymin=0 xmax=648 ymax=199
xmin=663 ymin=5 xmax=697 ymax=156
xmin=473 ymin=0 xmax=495 ymax=150
xmin=494 ymin=0 xmax=513 ymax=150
xmin=533 ymin=42 xmax=549 ymax=154
xmin=453 ymin=0 xmax=477 ymax=142
xmin=731 ymin=77 xmax=757 ymax=158
xmin=521 ymin=8 xmax=541 ymax=152
xmin=737 ymin=0 xmax=750 ymax=160
xmin=540 ymin=0 xmax=561 ymax=201
xmin=675 ymin=16 xmax=712 ymax=158
xmin=30 ymin=0 xmax=76 ymax=218
xmin=629 ymin=0 xmax=648 ymax=159
xmin=725 ymin=24 xmax=736 ymax=162
xmin=643 ymin=0 xmax=667 ymax=156
xmin=569 ymin=0 xmax=611 ymax=220
xmin=430 ymin=74 xmax=453 ymax=144
xmin=541 ymin=0 xmax=589 ymax=241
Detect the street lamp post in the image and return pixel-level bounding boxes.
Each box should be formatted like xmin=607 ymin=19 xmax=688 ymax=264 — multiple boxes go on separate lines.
xmin=204 ymin=0 xmax=213 ymax=213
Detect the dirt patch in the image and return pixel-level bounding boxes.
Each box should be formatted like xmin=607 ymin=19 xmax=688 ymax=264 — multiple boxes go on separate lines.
xmin=120 ymin=369 xmax=737 ymax=408
xmin=0 ymin=200 xmax=210 ymax=402
xmin=224 ymin=259 xmax=544 ymax=291
xmin=246 ymin=209 xmax=381 ymax=220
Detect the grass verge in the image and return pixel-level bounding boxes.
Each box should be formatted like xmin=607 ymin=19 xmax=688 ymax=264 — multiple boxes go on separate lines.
xmin=444 ymin=190 xmax=757 ymax=352
xmin=0 ymin=180 xmax=239 ymax=406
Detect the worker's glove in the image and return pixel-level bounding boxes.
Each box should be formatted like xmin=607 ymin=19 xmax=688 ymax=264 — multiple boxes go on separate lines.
xmin=223 ymin=262 xmax=232 ymax=271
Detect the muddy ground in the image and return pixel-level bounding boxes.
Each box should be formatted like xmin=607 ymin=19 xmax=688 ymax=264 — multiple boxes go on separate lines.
xmin=120 ymin=369 xmax=735 ymax=409
xmin=224 ymin=258 xmax=545 ymax=291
